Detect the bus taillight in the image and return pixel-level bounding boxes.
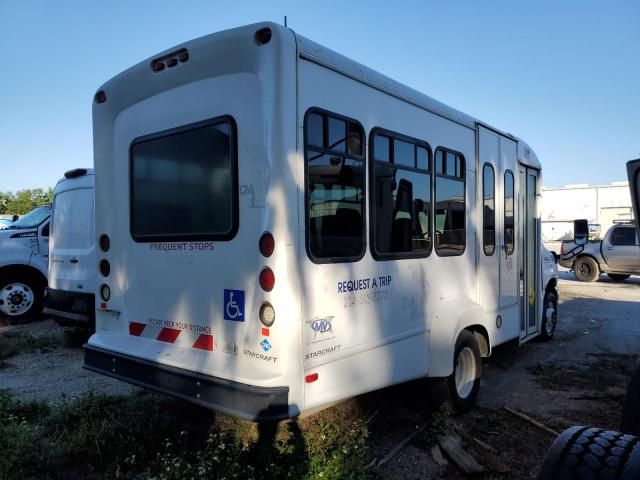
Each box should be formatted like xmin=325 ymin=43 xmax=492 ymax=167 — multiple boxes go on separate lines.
xmin=259 ymin=267 xmax=275 ymax=292
xmin=259 ymin=232 xmax=274 ymax=257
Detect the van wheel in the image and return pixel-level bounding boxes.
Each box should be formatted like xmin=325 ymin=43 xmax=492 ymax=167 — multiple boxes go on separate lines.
xmin=431 ymin=330 xmax=482 ymax=414
xmin=574 ymin=256 xmax=599 ymax=282
xmin=0 ymin=272 xmax=43 ymax=323
xmin=608 ymin=273 xmax=630 ymax=282
xmin=540 ymin=290 xmax=557 ymax=341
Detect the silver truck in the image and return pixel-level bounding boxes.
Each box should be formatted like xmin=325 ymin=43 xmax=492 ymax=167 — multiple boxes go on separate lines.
xmin=559 ymin=221 xmax=638 ymax=282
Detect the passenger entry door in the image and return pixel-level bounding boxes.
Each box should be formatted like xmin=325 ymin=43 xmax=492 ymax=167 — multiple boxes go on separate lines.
xmin=519 ymin=166 xmax=540 ymax=339
xmin=478 ymin=127 xmax=518 ymax=310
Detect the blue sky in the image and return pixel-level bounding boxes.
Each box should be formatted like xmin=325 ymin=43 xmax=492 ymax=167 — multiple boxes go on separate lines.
xmin=1 ymin=0 xmax=638 ymax=191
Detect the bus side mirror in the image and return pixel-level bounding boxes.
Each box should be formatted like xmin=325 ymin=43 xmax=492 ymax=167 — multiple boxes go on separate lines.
xmin=573 ymin=219 xmax=589 ymax=246
xmin=626 ymin=158 xmax=640 ymax=237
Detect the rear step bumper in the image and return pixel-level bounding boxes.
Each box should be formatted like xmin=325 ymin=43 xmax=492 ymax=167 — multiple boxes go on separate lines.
xmin=44 ymin=288 xmax=95 ymax=327
xmin=83 ymin=345 xmax=290 ymax=422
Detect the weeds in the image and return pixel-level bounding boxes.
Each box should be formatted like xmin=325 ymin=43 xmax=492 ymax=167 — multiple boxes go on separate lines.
xmin=0 ymin=332 xmax=62 ymax=361
xmin=0 ymin=390 xmax=372 ymax=480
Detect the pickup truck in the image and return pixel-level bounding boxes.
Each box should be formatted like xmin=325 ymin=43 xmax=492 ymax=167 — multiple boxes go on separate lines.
xmin=559 ymin=221 xmax=638 ymax=282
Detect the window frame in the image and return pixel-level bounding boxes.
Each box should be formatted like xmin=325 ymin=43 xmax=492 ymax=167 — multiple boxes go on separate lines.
xmin=368 ymin=127 xmax=433 ymax=261
xmin=504 ymin=169 xmax=515 ymax=256
xmin=434 ymin=146 xmax=466 ymax=257
xmin=128 ymin=115 xmax=239 ymax=243
xmin=482 ymin=163 xmax=496 ymax=256
xmin=303 ymin=107 xmax=367 ymax=264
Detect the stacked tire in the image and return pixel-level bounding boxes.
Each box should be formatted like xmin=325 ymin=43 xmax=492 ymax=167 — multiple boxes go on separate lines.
xmin=538 ymin=426 xmax=640 ymax=479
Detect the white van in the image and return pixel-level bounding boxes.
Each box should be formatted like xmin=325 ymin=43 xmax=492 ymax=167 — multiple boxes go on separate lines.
xmin=0 ymin=205 xmax=50 ymax=321
xmin=86 ymin=23 xmax=559 ymax=421
xmin=44 ymin=168 xmax=96 ymax=327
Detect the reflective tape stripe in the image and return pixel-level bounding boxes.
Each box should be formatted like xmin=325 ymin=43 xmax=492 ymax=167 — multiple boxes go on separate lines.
xmin=128 ymin=322 xmax=214 ymax=352
xmin=157 ymin=327 xmax=181 ymax=343
xmin=129 ymin=322 xmax=146 ymax=336
xmin=193 ymin=334 xmax=214 ymax=351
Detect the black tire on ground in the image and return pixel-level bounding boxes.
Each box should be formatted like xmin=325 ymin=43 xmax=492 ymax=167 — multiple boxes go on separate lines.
xmin=574 ymin=256 xmax=600 ymax=282
xmin=540 ymin=290 xmax=557 ymax=341
xmin=0 ymin=271 xmax=44 ymax=323
xmin=608 ymin=273 xmax=631 ymax=282
xmin=430 ymin=330 xmax=482 ymax=414
xmin=538 ymin=426 xmax=640 ymax=480
xmin=621 ymin=361 xmax=640 ymax=436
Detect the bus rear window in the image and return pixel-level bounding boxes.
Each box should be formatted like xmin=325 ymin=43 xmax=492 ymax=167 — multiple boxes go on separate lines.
xmin=130 ymin=117 xmax=238 ymax=241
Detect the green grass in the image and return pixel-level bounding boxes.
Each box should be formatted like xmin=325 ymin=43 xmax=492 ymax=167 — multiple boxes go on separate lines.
xmin=0 ymin=390 xmax=373 ymax=480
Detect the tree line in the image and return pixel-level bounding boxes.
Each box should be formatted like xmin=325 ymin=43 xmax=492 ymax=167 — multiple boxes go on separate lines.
xmin=0 ymin=188 xmax=53 ymax=216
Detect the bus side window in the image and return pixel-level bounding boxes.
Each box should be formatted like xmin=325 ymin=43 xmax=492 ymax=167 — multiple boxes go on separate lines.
xmin=504 ymin=170 xmax=514 ymax=255
xmin=434 ymin=148 xmax=465 ymax=256
xmin=304 ymin=109 xmax=365 ymax=262
xmin=483 ymin=163 xmax=495 ymax=255
xmin=370 ymin=129 xmax=432 ymax=259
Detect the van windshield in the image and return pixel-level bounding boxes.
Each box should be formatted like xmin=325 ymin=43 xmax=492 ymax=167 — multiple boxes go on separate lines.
xmin=8 ymin=206 xmax=51 ymax=229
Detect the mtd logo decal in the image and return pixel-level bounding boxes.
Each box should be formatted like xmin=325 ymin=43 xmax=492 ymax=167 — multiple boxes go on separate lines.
xmin=224 ymin=289 xmax=245 ymax=321
xmin=311 ymin=318 xmax=332 ymax=333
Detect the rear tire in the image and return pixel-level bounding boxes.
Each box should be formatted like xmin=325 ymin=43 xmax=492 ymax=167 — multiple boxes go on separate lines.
xmin=0 ymin=271 xmax=44 ymax=323
xmin=431 ymin=330 xmax=481 ymax=414
xmin=574 ymin=256 xmax=600 ymax=282
xmin=608 ymin=273 xmax=631 ymax=282
xmin=538 ymin=426 xmax=640 ymax=480
xmin=540 ymin=290 xmax=557 ymax=341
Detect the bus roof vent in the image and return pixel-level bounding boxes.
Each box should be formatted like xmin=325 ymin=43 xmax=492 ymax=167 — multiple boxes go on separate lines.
xmin=151 ymin=48 xmax=189 ymax=73
xmin=64 ymin=168 xmax=87 ymax=179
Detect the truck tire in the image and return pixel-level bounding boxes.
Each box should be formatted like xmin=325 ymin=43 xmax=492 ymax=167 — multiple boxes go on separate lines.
xmin=608 ymin=274 xmax=630 ymax=282
xmin=574 ymin=256 xmax=600 ymax=282
xmin=621 ymin=361 xmax=640 ymax=436
xmin=0 ymin=271 xmax=44 ymax=323
xmin=538 ymin=426 xmax=640 ymax=480
xmin=431 ymin=330 xmax=481 ymax=414
xmin=540 ymin=290 xmax=557 ymax=341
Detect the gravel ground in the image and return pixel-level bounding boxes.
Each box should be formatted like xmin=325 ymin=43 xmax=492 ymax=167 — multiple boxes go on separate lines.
xmin=0 ymin=319 xmax=137 ymax=403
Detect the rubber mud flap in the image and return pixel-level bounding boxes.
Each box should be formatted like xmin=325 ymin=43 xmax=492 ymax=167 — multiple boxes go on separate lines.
xmin=538 ymin=426 xmax=640 ymax=479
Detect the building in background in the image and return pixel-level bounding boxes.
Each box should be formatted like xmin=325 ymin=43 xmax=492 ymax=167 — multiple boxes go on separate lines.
xmin=541 ymin=182 xmax=632 ymax=250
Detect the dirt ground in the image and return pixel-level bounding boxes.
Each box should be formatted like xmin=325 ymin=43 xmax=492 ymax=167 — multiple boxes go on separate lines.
xmin=1 ymin=271 xmax=639 ymax=478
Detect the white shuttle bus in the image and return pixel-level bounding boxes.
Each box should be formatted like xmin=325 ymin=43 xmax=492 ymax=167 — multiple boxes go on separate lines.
xmin=86 ymin=22 xmax=558 ymax=421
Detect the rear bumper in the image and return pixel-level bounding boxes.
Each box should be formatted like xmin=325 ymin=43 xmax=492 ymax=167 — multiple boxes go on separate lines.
xmin=83 ymin=345 xmax=290 ymax=422
xmin=44 ymin=288 xmax=95 ymax=327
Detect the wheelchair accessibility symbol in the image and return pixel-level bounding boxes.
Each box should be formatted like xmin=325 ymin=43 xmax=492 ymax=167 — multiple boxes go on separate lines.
xmin=224 ymin=289 xmax=245 ymax=322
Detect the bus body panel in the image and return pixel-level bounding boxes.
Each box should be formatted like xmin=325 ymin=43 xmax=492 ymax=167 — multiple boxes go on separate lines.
xmin=89 ymin=23 xmax=303 ymax=419
xmin=297 ymin=57 xmax=487 ymax=404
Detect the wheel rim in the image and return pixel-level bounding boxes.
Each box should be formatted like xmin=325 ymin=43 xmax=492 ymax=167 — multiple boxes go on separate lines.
xmin=545 ymin=299 xmax=557 ymax=335
xmin=578 ymin=262 xmax=591 ymax=277
xmin=0 ymin=282 xmax=34 ymax=316
xmin=455 ymin=347 xmax=476 ymax=399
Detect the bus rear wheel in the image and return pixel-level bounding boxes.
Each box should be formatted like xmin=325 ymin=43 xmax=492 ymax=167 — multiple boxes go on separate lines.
xmin=432 ymin=330 xmax=482 ymax=414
